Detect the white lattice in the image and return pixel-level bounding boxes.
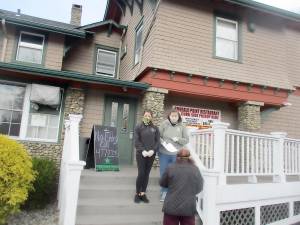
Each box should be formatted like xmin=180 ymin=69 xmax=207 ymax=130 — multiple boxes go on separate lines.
xmin=260 ymin=203 xmax=289 ymax=225
xmin=294 ymin=201 xmax=300 ymax=216
xmin=220 ymin=207 xmax=255 ymax=225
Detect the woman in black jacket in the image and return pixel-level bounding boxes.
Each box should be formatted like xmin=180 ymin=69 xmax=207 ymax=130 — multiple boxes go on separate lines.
xmin=134 ymin=110 xmax=160 ymax=203
xmin=160 ymin=149 xmax=203 ymax=225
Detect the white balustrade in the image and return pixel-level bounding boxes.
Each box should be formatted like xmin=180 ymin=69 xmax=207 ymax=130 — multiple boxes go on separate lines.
xmin=284 ymin=138 xmax=300 ymax=175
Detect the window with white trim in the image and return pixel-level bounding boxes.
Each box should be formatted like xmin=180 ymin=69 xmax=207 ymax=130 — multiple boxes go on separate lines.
xmin=16 ymin=31 xmax=45 ymax=64
xmin=134 ymin=22 xmax=143 ymax=65
xmin=215 ymin=17 xmax=239 ymax=60
xmin=95 ymin=48 xmax=117 ymax=77
xmin=0 ymin=83 xmax=26 ymax=137
xmin=0 ymin=82 xmax=62 ymax=142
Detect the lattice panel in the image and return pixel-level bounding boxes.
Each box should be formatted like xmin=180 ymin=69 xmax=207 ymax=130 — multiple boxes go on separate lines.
xmin=220 ymin=207 xmax=255 ymax=225
xmin=260 ymin=203 xmax=289 ymax=225
xmin=294 ymin=201 xmax=300 ymax=216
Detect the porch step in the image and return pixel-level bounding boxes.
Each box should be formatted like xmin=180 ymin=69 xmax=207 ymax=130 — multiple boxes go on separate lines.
xmin=76 ymin=167 xmax=163 ymax=225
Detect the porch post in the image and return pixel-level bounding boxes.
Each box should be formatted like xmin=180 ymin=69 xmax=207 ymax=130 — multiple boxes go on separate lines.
xmin=271 ymin=132 xmax=287 ymax=183
xmin=238 ymin=101 xmax=264 ymax=132
xmin=211 ymin=122 xmax=230 ymax=185
xmin=142 ymin=87 xmax=168 ymax=126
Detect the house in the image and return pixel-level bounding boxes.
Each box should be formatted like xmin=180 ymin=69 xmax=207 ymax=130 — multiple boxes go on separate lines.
xmin=0 ymin=5 xmax=149 ymax=165
xmin=1 ymin=0 xmax=300 ymax=225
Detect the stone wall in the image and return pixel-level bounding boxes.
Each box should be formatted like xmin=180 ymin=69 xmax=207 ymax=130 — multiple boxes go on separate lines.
xmin=238 ymin=101 xmax=264 ymax=131
xmin=21 ymin=87 xmax=86 ymax=167
xmin=142 ymin=87 xmax=168 ymax=125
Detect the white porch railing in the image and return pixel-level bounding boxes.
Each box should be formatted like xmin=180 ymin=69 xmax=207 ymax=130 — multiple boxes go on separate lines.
xmin=188 ymin=122 xmax=300 ymax=225
xmin=58 ymin=114 xmax=85 ymax=225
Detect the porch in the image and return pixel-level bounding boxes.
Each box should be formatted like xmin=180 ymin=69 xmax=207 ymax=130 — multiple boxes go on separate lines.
xmin=188 ymin=123 xmax=300 ymax=225
xmin=58 ymin=115 xmax=300 ymax=225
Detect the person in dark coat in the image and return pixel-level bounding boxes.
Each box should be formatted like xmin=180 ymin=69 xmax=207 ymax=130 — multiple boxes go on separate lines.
xmin=160 ymin=149 xmax=203 ymax=225
xmin=134 ymin=110 xmax=160 ymax=203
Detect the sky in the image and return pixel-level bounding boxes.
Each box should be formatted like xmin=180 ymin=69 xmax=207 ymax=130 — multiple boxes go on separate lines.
xmin=0 ymin=0 xmax=299 ymax=26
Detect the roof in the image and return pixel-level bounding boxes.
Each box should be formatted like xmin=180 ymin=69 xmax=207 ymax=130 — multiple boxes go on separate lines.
xmin=0 ymin=9 xmax=87 ymax=38
xmin=79 ymin=20 xmax=127 ymax=31
xmin=0 ymin=62 xmax=149 ymax=90
xmin=225 ymin=0 xmax=300 ymax=22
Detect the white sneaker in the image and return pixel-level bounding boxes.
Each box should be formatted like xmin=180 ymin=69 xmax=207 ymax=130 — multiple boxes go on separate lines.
xmin=160 ymin=192 xmax=167 ymax=202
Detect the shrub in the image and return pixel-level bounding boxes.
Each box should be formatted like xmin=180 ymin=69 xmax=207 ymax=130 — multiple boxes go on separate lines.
xmin=23 ymin=157 xmax=57 ymax=210
xmin=0 ymin=135 xmax=36 ymax=225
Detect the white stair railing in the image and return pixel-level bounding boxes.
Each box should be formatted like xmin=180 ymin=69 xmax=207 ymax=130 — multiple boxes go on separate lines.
xmin=58 ymin=114 xmax=85 ymax=225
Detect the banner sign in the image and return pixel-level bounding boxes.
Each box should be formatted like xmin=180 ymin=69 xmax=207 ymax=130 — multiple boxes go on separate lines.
xmin=174 ymin=105 xmax=221 ymax=128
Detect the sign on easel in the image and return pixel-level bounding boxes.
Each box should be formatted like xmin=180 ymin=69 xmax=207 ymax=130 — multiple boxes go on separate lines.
xmin=86 ymin=125 xmax=119 ymax=171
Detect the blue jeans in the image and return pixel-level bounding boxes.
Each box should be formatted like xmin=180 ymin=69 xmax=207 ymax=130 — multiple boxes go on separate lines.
xmin=159 ymin=152 xmax=176 ymax=193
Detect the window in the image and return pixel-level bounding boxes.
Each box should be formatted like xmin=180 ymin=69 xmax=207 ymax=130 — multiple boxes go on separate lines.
xmin=134 ymin=21 xmax=143 ymax=65
xmin=0 ymin=84 xmax=26 ymax=136
xmin=95 ymin=49 xmax=117 ymax=77
xmin=26 ymin=104 xmax=61 ymax=141
xmin=16 ymin=31 xmax=45 ymax=64
xmin=215 ymin=17 xmax=239 ymax=60
xmin=0 ymin=82 xmax=62 ymax=142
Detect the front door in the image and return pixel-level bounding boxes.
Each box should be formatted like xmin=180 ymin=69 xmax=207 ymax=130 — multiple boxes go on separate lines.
xmin=104 ymin=96 xmax=137 ymax=165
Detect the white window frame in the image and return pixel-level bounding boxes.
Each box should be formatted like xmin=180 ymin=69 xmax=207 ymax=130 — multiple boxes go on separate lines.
xmin=215 ymin=17 xmax=239 ymax=61
xmin=0 ymin=81 xmax=62 ymax=143
xmin=134 ymin=22 xmax=143 ymax=65
xmin=95 ymin=48 xmax=117 ymax=77
xmin=16 ymin=31 xmax=45 ymax=64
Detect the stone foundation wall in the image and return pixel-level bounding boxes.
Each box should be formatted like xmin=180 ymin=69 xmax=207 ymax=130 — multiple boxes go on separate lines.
xmin=21 ymin=87 xmax=86 ymax=167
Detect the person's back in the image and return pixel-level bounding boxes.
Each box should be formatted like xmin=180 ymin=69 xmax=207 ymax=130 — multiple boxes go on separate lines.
xmin=160 ymin=149 xmax=203 ymax=225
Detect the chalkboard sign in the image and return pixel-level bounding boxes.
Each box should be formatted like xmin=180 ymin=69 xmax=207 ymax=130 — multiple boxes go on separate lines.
xmin=85 ymin=125 xmax=119 ymax=171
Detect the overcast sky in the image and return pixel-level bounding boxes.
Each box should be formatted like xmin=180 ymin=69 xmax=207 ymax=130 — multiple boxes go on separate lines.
xmin=0 ymin=0 xmax=299 ymax=25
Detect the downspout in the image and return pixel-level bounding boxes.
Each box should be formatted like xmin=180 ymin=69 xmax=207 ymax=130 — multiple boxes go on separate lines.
xmin=1 ymin=19 xmax=8 ymax=62
xmin=137 ymin=0 xmax=161 ymax=73
xmin=117 ymin=27 xmax=126 ymax=80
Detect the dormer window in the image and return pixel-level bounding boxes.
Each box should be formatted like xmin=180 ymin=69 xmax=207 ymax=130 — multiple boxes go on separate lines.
xmin=95 ymin=48 xmax=118 ymax=77
xmin=16 ymin=31 xmax=45 ymax=64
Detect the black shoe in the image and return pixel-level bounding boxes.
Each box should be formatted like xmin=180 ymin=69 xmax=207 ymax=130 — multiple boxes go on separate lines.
xmin=134 ymin=194 xmax=141 ymax=203
xmin=140 ymin=194 xmax=150 ymax=203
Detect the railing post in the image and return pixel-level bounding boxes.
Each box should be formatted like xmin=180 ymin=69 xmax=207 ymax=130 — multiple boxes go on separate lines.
xmin=58 ymin=114 xmax=85 ymax=225
xmin=271 ymin=132 xmax=287 ymax=183
xmin=59 ymin=161 xmax=85 ymax=225
xmin=202 ymin=170 xmax=220 ymax=225
xmin=69 ymin=114 xmax=83 ymax=161
xmin=212 ymin=122 xmax=230 ymax=185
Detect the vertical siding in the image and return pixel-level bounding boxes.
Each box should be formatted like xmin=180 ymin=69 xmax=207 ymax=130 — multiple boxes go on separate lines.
xmin=44 ymin=33 xmax=65 ymax=70
xmin=80 ymin=88 xmax=105 ymax=137
xmin=164 ymin=95 xmax=238 ymax=129
xmin=63 ymin=30 xmax=121 ymax=74
xmin=119 ymin=0 xmax=157 ymax=81
xmin=259 ymin=94 xmax=300 ymax=139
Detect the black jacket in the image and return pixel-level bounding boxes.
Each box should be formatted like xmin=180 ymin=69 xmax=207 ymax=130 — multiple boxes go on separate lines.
xmin=134 ymin=123 xmax=160 ymax=154
xmin=160 ymin=161 xmax=203 ymax=216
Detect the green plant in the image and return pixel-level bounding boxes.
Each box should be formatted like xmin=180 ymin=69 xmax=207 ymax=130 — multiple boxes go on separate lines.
xmin=23 ymin=157 xmax=57 ymax=210
xmin=0 ymin=135 xmax=36 ymax=225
